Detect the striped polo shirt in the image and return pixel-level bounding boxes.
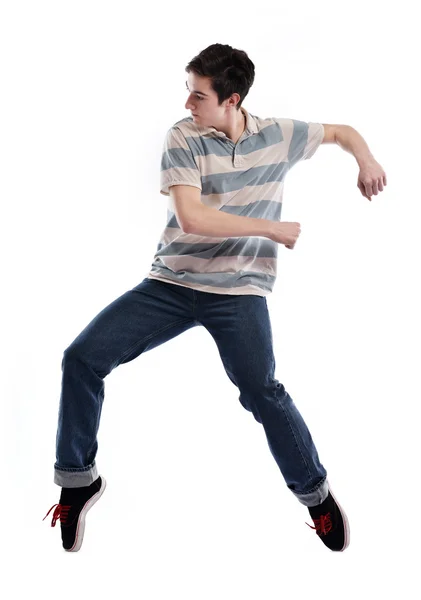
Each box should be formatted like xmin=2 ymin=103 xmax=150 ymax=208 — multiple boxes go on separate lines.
xmin=146 ymin=107 xmax=324 ymax=296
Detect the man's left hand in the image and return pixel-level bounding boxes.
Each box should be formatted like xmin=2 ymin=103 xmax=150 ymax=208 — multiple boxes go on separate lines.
xmin=357 ymin=158 xmax=387 ymax=201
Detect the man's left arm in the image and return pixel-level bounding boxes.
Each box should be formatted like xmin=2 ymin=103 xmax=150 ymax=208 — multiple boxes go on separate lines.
xmin=322 ymin=124 xmax=387 ymax=201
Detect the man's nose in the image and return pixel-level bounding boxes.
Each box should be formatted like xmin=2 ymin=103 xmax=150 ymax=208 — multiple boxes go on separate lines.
xmin=185 ymin=94 xmax=195 ymax=109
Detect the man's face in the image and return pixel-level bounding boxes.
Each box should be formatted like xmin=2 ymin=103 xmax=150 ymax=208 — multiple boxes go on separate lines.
xmin=185 ymin=72 xmax=237 ymax=127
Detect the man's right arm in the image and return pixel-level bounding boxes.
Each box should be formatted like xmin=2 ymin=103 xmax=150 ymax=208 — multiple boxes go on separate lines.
xmin=169 ymin=184 xmax=275 ymax=239
xmin=188 ymin=203 xmax=276 ymax=239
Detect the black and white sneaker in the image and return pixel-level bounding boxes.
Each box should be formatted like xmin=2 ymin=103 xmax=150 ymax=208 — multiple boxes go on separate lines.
xmin=43 ymin=475 xmax=106 ymax=552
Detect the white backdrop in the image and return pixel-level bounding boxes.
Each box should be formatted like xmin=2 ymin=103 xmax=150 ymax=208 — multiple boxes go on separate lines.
xmin=1 ymin=0 xmax=420 ymax=598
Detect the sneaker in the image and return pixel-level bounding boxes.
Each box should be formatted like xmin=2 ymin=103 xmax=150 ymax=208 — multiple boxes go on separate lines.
xmin=43 ymin=475 xmax=106 ymax=552
xmin=305 ymin=481 xmax=350 ymax=551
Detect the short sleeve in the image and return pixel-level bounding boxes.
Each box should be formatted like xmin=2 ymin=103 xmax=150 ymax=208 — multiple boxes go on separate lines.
xmin=160 ymin=127 xmax=202 ymax=196
xmin=274 ymin=118 xmax=324 ymax=169
xmin=287 ymin=120 xmax=324 ymax=168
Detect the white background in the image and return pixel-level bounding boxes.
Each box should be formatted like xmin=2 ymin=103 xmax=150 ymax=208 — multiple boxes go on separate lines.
xmin=1 ymin=0 xmax=420 ymax=598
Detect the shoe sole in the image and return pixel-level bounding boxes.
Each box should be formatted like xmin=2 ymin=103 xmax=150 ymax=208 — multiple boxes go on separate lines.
xmin=326 ymin=479 xmax=351 ymax=551
xmin=65 ymin=476 xmax=107 ymax=552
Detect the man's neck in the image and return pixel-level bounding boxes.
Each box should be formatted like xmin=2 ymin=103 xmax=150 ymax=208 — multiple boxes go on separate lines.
xmin=228 ymin=110 xmax=246 ymax=144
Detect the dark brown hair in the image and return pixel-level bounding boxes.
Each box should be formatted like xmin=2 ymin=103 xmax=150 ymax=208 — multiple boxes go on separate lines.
xmin=185 ymin=43 xmax=255 ymax=110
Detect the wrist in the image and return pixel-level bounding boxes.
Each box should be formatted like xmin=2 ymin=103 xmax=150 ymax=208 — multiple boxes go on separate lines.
xmin=265 ymin=220 xmax=276 ymax=240
xmin=356 ymin=151 xmax=375 ymax=169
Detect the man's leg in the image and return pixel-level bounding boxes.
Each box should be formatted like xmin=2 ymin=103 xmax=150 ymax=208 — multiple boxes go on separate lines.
xmin=54 ymin=277 xmax=199 ymax=487
xmin=198 ymin=291 xmax=328 ymax=507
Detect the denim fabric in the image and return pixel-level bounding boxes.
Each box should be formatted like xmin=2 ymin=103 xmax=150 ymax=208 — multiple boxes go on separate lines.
xmin=54 ymin=277 xmax=328 ymax=507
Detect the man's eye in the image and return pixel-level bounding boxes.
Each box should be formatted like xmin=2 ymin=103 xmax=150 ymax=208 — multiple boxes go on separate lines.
xmin=186 ymin=87 xmax=203 ymax=100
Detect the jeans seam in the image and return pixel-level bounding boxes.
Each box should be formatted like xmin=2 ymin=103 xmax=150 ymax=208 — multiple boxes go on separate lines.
xmin=271 ymin=379 xmax=313 ymax=483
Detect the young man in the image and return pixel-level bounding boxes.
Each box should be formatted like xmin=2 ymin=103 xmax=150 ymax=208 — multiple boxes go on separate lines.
xmin=43 ymin=43 xmax=387 ymax=553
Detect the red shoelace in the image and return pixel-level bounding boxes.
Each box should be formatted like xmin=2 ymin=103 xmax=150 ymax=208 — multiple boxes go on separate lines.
xmin=43 ymin=504 xmax=71 ymax=527
xmin=305 ymin=512 xmax=333 ymax=536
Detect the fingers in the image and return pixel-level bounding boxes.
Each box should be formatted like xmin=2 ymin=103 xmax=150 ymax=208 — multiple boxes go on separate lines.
xmin=358 ymin=175 xmax=388 ymax=198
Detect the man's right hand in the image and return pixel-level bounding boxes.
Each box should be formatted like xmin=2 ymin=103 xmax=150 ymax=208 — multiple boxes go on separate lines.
xmin=268 ymin=222 xmax=302 ymax=250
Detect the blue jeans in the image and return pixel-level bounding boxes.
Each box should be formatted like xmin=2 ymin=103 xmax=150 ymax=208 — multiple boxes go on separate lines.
xmin=54 ymin=277 xmax=328 ymax=507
